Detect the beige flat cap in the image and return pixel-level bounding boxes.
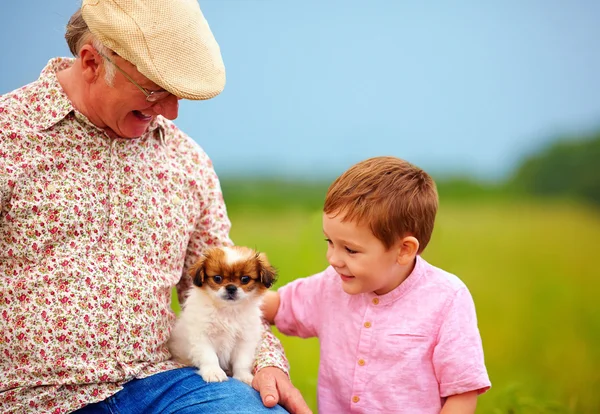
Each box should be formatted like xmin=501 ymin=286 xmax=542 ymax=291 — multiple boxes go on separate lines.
xmin=81 ymin=0 xmax=225 ymax=100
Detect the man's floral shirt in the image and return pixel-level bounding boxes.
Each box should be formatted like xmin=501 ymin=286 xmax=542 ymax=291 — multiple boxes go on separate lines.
xmin=0 ymin=58 xmax=288 ymax=414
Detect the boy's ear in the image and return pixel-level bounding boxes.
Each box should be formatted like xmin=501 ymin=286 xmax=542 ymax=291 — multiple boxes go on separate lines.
xmin=256 ymin=252 xmax=278 ymax=288
xmin=189 ymin=257 xmax=207 ymax=287
xmin=396 ymin=236 xmax=419 ymax=266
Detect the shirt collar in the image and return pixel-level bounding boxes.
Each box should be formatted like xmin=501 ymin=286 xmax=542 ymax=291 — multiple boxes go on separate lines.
xmin=32 ymin=57 xmax=163 ymax=142
xmin=364 ymin=254 xmax=426 ymax=306
xmin=29 ymin=57 xmax=75 ymax=131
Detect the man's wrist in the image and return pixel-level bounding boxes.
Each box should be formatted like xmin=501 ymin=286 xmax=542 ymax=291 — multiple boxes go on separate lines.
xmin=253 ymin=362 xmax=290 ymax=377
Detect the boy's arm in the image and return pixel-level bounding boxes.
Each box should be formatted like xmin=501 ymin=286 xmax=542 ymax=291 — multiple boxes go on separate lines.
xmin=440 ymin=391 xmax=478 ymax=414
xmin=433 ymin=287 xmax=491 ymax=398
xmin=267 ymin=267 xmax=335 ymax=338
xmin=262 ymin=290 xmax=281 ymax=325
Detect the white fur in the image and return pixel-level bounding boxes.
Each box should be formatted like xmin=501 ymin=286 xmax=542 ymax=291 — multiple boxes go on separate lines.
xmin=168 ymin=285 xmax=265 ymax=385
xmin=223 ymin=246 xmax=247 ymax=266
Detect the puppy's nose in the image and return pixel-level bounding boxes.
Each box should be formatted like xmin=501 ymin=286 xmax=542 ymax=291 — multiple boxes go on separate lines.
xmin=225 ymin=284 xmax=237 ymax=294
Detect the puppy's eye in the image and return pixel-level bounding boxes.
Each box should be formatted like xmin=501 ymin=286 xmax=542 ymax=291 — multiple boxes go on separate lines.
xmin=240 ymin=276 xmax=251 ymax=285
xmin=213 ymin=275 xmax=223 ymax=283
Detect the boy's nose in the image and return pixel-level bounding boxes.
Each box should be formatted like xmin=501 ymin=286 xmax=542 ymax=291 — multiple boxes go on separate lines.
xmin=327 ymin=251 xmax=344 ymax=269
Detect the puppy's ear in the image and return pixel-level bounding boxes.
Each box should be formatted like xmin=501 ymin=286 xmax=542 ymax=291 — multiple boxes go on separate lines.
xmin=256 ymin=252 xmax=278 ymax=288
xmin=189 ymin=256 xmax=207 ymax=287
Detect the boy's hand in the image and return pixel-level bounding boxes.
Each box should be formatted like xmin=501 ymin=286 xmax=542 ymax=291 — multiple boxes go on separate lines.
xmin=252 ymin=366 xmax=312 ymax=414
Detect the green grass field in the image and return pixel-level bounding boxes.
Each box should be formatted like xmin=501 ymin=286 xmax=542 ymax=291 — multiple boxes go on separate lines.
xmin=175 ymin=195 xmax=600 ymax=413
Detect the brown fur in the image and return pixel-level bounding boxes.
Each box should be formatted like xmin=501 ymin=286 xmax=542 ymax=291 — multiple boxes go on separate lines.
xmin=189 ymin=246 xmax=277 ymax=292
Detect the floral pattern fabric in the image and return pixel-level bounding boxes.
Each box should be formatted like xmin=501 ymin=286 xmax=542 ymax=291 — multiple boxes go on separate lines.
xmin=0 ymin=58 xmax=288 ymax=414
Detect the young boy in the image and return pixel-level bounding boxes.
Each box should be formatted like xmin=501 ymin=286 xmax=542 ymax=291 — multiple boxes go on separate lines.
xmin=263 ymin=156 xmax=491 ymax=413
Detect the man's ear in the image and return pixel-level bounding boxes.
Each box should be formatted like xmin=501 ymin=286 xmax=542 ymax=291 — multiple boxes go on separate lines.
xmin=189 ymin=257 xmax=207 ymax=287
xmin=79 ymin=44 xmax=102 ymax=84
xmin=396 ymin=236 xmax=419 ymax=266
xmin=256 ymin=252 xmax=278 ymax=289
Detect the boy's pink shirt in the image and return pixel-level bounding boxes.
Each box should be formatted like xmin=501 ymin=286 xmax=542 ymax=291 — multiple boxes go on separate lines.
xmin=275 ymin=255 xmax=491 ymax=413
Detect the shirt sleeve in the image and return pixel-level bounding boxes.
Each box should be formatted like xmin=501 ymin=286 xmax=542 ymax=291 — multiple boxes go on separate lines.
xmin=274 ymin=269 xmax=329 ymax=338
xmin=0 ymin=166 xmax=10 ymax=215
xmin=176 ymin=149 xmax=232 ymax=305
xmin=0 ymin=134 xmax=14 ymax=216
xmin=175 ymin=141 xmax=289 ymax=375
xmin=252 ymin=321 xmax=290 ymax=375
xmin=432 ymin=287 xmax=491 ymax=397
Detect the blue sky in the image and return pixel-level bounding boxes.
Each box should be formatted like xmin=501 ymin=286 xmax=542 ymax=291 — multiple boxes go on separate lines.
xmin=2 ymin=0 xmax=599 ymax=181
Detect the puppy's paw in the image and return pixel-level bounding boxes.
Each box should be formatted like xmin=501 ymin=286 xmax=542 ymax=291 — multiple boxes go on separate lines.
xmin=198 ymin=366 xmax=228 ymax=383
xmin=233 ymin=371 xmax=254 ymax=385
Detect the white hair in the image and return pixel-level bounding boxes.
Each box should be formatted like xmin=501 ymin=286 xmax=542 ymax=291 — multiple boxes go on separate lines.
xmin=65 ymin=9 xmax=115 ymax=86
xmin=92 ymin=39 xmax=116 ymax=86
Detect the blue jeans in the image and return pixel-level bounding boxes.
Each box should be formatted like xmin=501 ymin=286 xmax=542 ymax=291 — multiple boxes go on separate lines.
xmin=73 ymin=367 xmax=289 ymax=413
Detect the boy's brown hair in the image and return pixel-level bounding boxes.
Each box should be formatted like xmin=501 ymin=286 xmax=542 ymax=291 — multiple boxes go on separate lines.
xmin=324 ymin=156 xmax=438 ymax=254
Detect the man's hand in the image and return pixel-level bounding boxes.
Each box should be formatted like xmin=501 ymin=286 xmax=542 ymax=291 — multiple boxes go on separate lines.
xmin=252 ymin=367 xmax=312 ymax=414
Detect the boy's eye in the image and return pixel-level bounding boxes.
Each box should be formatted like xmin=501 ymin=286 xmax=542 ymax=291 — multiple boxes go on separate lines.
xmin=240 ymin=276 xmax=251 ymax=285
xmin=213 ymin=275 xmax=223 ymax=283
xmin=324 ymin=238 xmax=333 ymax=245
xmin=345 ymin=247 xmax=358 ymax=254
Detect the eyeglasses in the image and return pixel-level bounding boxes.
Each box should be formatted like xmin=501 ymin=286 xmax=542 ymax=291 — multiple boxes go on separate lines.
xmin=98 ymin=51 xmax=171 ymax=103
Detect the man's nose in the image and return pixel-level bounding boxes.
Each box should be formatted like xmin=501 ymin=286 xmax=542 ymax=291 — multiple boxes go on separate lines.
xmin=152 ymin=95 xmax=179 ymax=120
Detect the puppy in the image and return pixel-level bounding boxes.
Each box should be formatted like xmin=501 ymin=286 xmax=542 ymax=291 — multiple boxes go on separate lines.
xmin=168 ymin=245 xmax=277 ymax=385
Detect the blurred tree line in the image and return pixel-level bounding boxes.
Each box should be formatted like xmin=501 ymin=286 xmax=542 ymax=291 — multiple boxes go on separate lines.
xmin=220 ymin=128 xmax=600 ymax=211
xmin=508 ymin=129 xmax=600 ymax=205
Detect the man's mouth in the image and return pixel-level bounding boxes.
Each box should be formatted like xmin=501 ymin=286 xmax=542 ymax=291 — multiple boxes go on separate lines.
xmin=132 ymin=110 xmax=153 ymax=121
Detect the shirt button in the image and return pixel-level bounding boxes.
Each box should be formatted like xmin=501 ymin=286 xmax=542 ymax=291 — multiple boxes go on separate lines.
xmin=358 ymin=359 xmax=366 ymax=366
xmin=352 ymin=396 xmax=360 ymax=403
xmin=372 ymin=298 xmax=380 ymax=305
xmin=364 ymin=321 xmax=372 ymax=328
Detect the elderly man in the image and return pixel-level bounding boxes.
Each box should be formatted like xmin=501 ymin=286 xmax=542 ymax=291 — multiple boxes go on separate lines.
xmin=0 ymin=1 xmax=310 ymax=413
